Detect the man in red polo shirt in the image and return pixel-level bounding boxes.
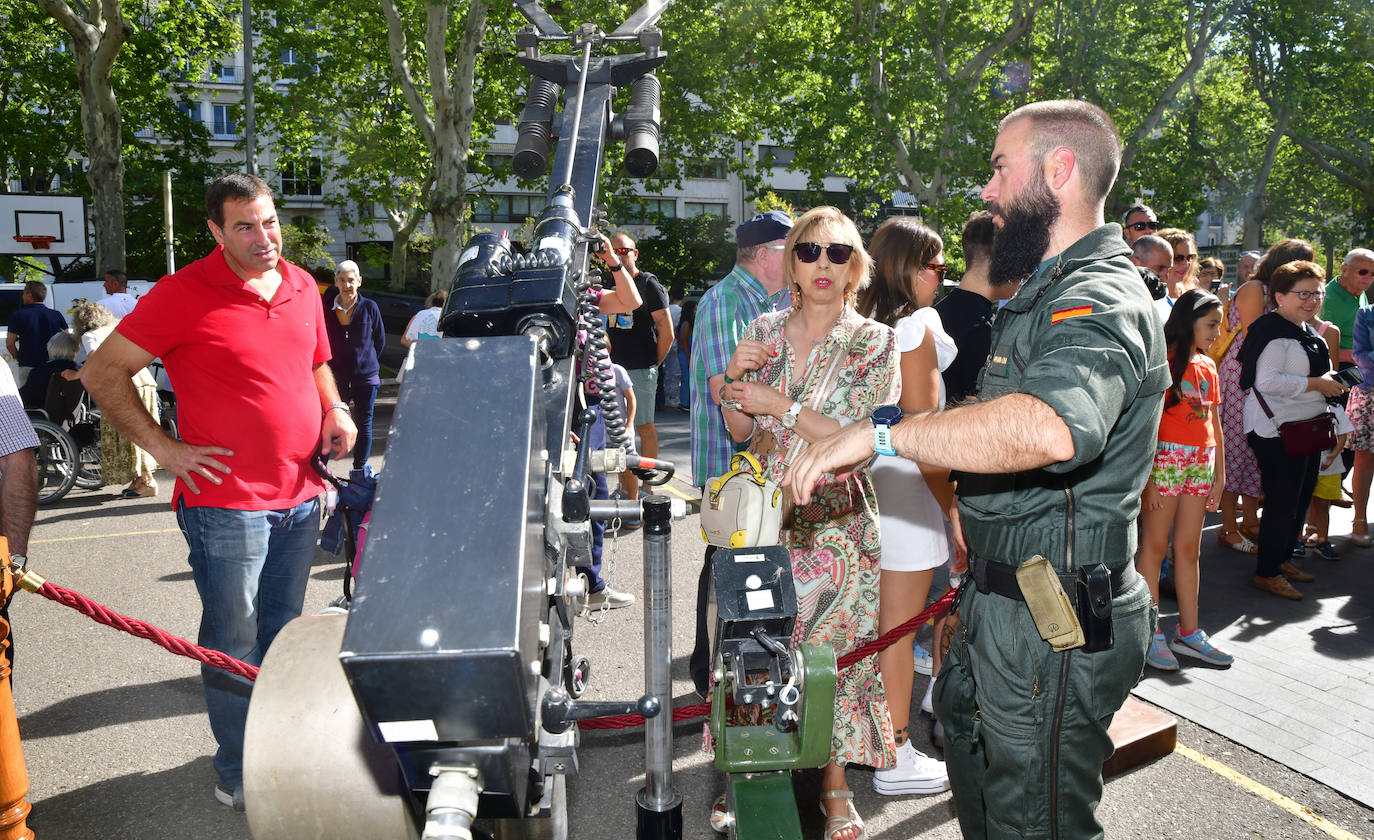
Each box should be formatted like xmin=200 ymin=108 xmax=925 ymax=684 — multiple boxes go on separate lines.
xmin=82 ymin=173 xmax=357 ymax=812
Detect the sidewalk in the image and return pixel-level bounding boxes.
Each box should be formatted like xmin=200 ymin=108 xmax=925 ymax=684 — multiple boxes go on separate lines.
xmin=1133 ymin=510 xmax=1374 ymax=807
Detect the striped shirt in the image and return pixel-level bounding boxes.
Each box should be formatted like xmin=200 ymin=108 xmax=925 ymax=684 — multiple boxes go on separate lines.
xmin=0 ymin=363 xmax=39 ymax=458
xmin=689 ymin=265 xmax=788 ymax=486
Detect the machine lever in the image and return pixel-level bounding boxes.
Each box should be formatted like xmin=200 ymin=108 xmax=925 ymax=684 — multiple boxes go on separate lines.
xmin=541 ymin=688 xmax=660 ymax=734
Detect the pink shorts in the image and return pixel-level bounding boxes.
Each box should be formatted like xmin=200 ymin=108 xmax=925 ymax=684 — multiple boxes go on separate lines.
xmin=1150 ymin=442 xmax=1215 ymax=497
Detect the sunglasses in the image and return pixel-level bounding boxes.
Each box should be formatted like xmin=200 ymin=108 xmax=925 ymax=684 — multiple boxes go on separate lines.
xmin=1353 ymin=267 xmax=1373 ymax=277
xmin=794 ymin=242 xmax=854 ymax=264
xmin=612 ymin=247 xmax=636 ymax=256
xmin=1127 ymin=221 xmax=1161 ymax=232
xmin=1174 ymin=253 xmax=1197 ymax=262
xmin=927 ymin=262 xmax=948 ymax=281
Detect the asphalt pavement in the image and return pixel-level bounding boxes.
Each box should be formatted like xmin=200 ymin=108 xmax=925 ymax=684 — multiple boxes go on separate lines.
xmin=6 ymin=392 xmax=1374 ymax=839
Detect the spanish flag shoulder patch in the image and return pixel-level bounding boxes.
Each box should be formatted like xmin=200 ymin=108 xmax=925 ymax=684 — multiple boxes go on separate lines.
xmin=1051 ymin=304 xmax=1093 ymax=324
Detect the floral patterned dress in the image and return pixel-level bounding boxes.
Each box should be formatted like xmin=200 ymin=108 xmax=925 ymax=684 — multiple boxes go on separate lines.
xmin=740 ymin=306 xmax=900 ymax=768
xmin=1220 ymin=283 xmax=1264 ymax=498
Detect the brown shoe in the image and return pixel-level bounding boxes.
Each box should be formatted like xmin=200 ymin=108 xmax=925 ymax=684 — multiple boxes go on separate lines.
xmin=1279 ymin=561 xmax=1315 ymax=583
xmin=1253 ymin=575 xmax=1303 ymax=600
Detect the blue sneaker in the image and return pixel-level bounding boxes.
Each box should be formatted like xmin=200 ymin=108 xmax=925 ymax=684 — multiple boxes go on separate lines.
xmin=1146 ymin=632 xmax=1178 ymax=671
xmin=1314 ymin=540 xmax=1341 ymax=561
xmin=1292 ymin=541 xmax=1308 ymax=559
xmin=1170 ymin=628 xmax=1234 ymax=667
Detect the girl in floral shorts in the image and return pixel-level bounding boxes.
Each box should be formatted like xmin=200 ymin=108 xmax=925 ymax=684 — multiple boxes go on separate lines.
xmin=1137 ymin=290 xmax=1236 ymax=670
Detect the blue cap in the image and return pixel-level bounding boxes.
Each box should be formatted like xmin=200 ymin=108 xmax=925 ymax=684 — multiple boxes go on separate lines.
xmin=736 ymin=210 xmax=793 ymax=248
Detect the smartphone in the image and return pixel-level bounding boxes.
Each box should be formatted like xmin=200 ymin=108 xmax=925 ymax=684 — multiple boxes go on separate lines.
xmin=1334 ymin=367 xmax=1364 ymax=388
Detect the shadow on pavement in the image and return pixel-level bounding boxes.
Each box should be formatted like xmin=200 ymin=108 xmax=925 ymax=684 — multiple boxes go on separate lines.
xmin=19 ymin=676 xmax=204 ymax=739
xmin=27 ymin=756 xmax=251 ymax=840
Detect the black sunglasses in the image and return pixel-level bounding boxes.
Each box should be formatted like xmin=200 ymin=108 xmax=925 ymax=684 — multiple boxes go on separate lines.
xmin=1126 ymin=221 xmax=1161 ymax=232
xmin=794 ymin=242 xmax=854 ymax=264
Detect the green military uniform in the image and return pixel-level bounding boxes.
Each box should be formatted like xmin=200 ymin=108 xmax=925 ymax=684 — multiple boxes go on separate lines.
xmin=932 ymin=223 xmax=1168 ymax=840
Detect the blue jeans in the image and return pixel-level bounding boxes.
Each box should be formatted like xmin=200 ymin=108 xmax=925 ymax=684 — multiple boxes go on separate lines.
xmin=176 ymin=497 xmax=321 ymax=788
xmin=337 ymin=379 xmax=379 ymax=470
xmin=578 ymin=405 xmax=608 ymax=592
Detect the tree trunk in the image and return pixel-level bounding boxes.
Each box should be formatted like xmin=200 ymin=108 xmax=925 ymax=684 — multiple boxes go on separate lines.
xmin=33 ymin=0 xmax=130 ymax=271
xmin=386 ymin=207 xmax=422 ymax=291
xmin=1240 ymin=107 xmax=1289 ymax=250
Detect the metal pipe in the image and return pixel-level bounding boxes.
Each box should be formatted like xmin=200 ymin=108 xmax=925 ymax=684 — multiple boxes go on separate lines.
xmin=558 ymin=38 xmax=595 ymax=191
xmin=637 ymin=495 xmax=681 ymax=839
xmin=162 ymin=170 xmax=176 ymax=275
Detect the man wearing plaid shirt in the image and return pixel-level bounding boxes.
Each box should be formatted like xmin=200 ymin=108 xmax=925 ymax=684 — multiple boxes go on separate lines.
xmin=686 ymin=209 xmax=792 ymax=695
xmin=0 ymin=363 xmax=39 ymax=672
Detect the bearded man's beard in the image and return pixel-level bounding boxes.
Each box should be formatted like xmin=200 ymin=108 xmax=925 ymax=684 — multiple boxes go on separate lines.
xmin=988 ymin=172 xmax=1061 ymax=287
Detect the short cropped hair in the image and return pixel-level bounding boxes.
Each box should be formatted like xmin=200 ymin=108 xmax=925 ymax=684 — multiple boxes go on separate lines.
xmin=23 ymin=280 xmax=47 ymax=302
xmin=1122 ymin=204 xmax=1156 ymax=223
xmin=1344 ymin=248 xmax=1374 ymax=266
xmin=961 ymin=211 xmax=995 ymax=269
xmin=205 ymin=173 xmax=273 ymax=228
xmin=1002 ymin=100 xmax=1122 ymax=203
xmin=336 ymin=260 xmax=361 ymax=277
xmin=47 ymin=331 xmax=78 ymax=361
xmin=103 ymin=269 xmax=128 ymax=288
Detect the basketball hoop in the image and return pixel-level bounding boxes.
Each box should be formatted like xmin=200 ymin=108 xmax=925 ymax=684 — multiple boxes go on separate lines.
xmin=14 ymin=235 xmax=57 ymax=250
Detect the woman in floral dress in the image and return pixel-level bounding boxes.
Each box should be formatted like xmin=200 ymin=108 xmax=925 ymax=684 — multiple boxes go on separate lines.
xmin=720 ymin=206 xmax=899 ymax=840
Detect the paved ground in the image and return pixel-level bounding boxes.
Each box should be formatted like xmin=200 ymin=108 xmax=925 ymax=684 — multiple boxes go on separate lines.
xmin=6 ymin=393 xmax=1374 ymax=839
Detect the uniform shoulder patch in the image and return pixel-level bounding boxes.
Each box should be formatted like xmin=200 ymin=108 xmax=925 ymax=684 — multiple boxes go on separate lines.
xmin=1051 ymin=304 xmax=1093 ymax=324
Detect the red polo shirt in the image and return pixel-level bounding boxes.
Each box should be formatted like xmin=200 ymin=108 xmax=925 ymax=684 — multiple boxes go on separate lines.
xmin=119 ymin=247 xmax=331 ymax=510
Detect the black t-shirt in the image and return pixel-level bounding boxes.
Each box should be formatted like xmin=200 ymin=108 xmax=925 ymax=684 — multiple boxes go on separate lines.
xmin=608 ymin=270 xmax=669 ymax=370
xmin=934 ymin=288 xmax=995 ymax=404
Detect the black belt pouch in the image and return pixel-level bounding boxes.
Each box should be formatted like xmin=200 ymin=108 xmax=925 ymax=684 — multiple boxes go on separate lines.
xmin=1075 ymin=564 xmax=1114 ymax=653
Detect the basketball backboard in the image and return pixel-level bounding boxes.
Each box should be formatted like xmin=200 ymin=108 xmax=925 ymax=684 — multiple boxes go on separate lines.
xmin=0 ymin=193 xmax=89 ymax=257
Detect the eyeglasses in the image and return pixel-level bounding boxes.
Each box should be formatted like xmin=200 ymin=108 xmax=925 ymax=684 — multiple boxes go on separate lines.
xmin=612 ymin=247 xmax=636 ymax=256
xmin=926 ymin=262 xmax=948 ymax=281
xmin=794 ymin=242 xmax=854 ymax=264
xmin=1284 ymin=289 xmax=1326 ymax=301
xmin=1127 ymin=221 xmax=1161 ymax=232
xmin=1174 ymin=253 xmax=1197 ymax=262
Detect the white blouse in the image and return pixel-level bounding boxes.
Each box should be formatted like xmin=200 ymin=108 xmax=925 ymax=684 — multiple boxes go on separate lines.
xmin=1243 ymin=337 xmax=1352 ymax=438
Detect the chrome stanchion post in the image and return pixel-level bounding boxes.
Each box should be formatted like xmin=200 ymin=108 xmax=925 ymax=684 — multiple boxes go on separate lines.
xmin=636 ymin=495 xmax=681 ymax=839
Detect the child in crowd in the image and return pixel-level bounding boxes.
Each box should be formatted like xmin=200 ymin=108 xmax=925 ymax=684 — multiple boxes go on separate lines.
xmin=1305 ymin=453 xmax=1344 ymax=560
xmin=1137 ymin=290 xmax=1235 ymax=670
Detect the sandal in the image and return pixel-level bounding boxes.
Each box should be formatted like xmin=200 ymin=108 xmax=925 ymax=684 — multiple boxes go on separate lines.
xmin=1351 ymin=520 xmax=1373 ymax=548
xmin=1217 ymin=530 xmax=1259 ymax=554
xmin=819 ymin=789 xmax=865 ymax=840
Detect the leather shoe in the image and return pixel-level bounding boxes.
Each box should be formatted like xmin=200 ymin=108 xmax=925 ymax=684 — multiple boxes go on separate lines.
xmin=1279 ymin=561 xmax=1315 ymax=582
xmin=1253 ymin=575 xmax=1303 ymax=600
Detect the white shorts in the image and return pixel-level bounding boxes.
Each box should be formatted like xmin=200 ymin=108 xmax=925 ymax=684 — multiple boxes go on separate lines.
xmin=871 ymin=454 xmax=951 ymax=572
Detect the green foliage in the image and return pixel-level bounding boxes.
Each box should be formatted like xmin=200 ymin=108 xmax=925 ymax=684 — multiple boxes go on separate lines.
xmin=635 ymin=213 xmax=738 ymax=295
xmin=281 ymin=217 xmax=335 ymax=271
xmin=0 ymin=4 xmax=82 ymax=191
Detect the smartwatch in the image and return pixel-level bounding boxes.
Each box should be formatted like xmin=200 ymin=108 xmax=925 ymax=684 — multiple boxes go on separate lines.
xmin=871 ymin=405 xmax=903 ymax=456
xmin=780 ymin=400 xmax=803 ymax=429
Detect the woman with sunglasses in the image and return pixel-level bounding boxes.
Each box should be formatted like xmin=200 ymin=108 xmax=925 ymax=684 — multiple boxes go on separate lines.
xmin=855 ymin=218 xmax=954 ymax=798
xmin=1158 ymin=228 xmax=1200 ymax=311
xmin=1239 ymin=261 xmax=1351 ymax=600
xmin=720 ymin=206 xmax=899 ymax=840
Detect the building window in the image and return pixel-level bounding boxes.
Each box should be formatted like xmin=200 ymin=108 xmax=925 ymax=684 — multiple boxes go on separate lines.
xmin=212 ymin=105 xmax=238 ymax=139
xmin=683 ymin=201 xmax=726 ymax=218
xmin=686 ymin=158 xmax=727 ymax=180
xmin=472 ymin=194 xmax=543 ymax=223
xmin=280 ymin=157 xmax=325 ymax=196
xmin=212 ymin=63 xmax=239 ymax=83
xmin=178 ymin=101 xmax=203 ymax=127
xmin=623 ymin=197 xmax=677 ymax=224
xmin=757 ymin=145 xmax=795 ymax=169
xmin=281 ymin=47 xmax=297 ymax=66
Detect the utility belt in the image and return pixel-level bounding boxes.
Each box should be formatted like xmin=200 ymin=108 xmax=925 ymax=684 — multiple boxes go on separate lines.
xmin=970 ymin=554 xmax=1138 ymax=653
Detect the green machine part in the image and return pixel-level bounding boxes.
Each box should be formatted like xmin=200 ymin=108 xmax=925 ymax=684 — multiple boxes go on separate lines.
xmin=709 ymin=641 xmax=837 ymax=773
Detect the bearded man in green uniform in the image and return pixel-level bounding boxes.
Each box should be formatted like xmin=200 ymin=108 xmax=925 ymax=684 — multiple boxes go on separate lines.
xmin=786 ymin=99 xmax=1167 ymax=839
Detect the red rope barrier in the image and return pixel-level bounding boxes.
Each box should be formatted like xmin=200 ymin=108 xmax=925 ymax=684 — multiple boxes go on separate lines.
xmin=579 ymin=588 xmax=958 ymax=731
xmin=34 ymin=580 xmax=260 ymax=682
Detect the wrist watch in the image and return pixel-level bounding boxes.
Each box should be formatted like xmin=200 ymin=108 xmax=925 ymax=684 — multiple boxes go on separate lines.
xmin=871 ymin=405 xmax=904 ymax=456
xmin=326 ymin=401 xmax=349 ymax=414
xmin=780 ymin=400 xmax=803 ymax=429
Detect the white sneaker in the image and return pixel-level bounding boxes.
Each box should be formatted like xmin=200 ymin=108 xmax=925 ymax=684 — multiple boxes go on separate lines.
xmin=912 ymin=641 xmax=933 ymax=676
xmin=586 ymin=587 xmax=636 ymax=609
xmin=920 ymin=679 xmax=934 ymax=717
xmin=873 ymin=741 xmax=950 ymax=796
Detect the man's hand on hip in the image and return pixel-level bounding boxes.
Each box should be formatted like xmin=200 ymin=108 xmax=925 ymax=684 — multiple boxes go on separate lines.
xmin=156 ymin=440 xmax=233 ymax=495
xmin=320 ymin=408 xmax=358 ymax=460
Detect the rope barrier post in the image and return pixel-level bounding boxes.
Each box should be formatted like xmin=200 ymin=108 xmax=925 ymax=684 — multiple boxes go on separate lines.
xmin=1 ymin=542 xmax=35 ymax=840
xmin=636 ymin=496 xmax=682 ymax=840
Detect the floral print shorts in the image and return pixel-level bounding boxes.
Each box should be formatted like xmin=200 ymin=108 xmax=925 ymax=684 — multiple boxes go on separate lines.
xmin=1150 ymin=441 xmax=1215 ymax=497
xmin=1346 ymin=388 xmax=1374 ymax=453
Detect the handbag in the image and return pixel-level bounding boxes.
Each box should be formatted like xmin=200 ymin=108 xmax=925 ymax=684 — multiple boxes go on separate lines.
xmin=700 ymin=334 xmax=854 ymax=548
xmin=1254 ymin=390 xmax=1336 ymax=457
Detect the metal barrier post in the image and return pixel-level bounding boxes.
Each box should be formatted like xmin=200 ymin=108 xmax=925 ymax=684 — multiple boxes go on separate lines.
xmin=636 ymin=496 xmax=681 ymax=839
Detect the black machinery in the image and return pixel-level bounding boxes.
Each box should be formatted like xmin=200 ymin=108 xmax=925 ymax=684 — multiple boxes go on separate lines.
xmin=240 ymin=1 xmax=680 ymax=838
